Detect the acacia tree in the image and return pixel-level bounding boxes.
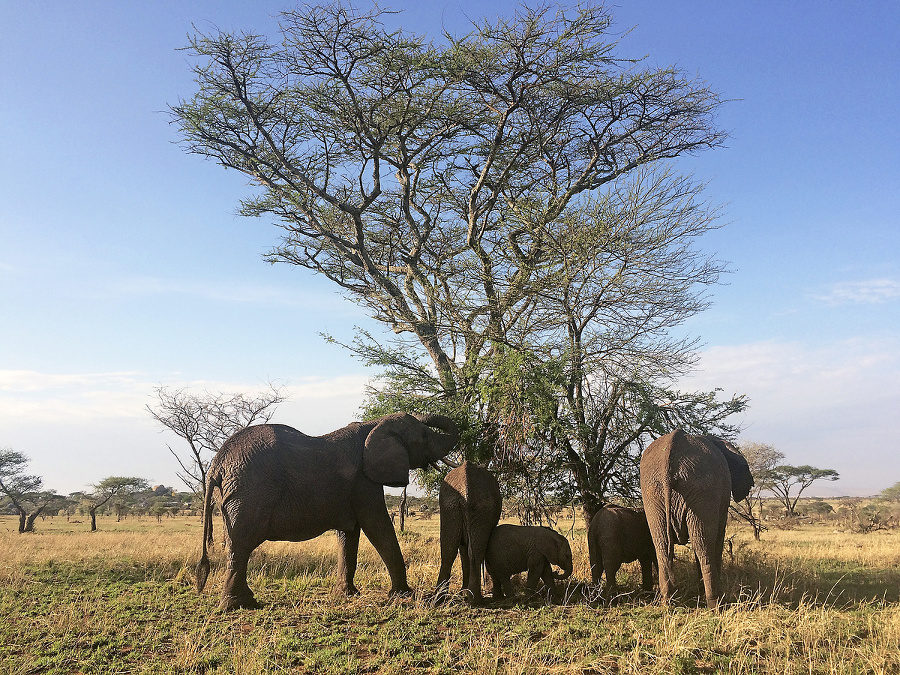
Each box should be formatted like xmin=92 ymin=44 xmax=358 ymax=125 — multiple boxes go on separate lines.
xmin=147 ymin=383 xmax=287 ymax=496
xmin=0 ymin=447 xmax=62 ymax=533
xmin=86 ymin=477 xmax=150 ymax=531
xmin=173 ymin=3 xmax=742 ymax=523
xmin=729 ymin=441 xmax=784 ymax=540
xmin=763 ymin=465 xmax=840 ymax=517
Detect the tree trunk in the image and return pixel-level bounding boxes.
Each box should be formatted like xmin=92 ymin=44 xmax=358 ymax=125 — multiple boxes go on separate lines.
xmin=24 ymin=510 xmax=42 ymax=533
xmin=17 ymin=508 xmax=26 ymax=534
xmin=89 ymin=507 xmax=98 ymax=532
xmin=399 ymin=487 xmax=408 ymax=532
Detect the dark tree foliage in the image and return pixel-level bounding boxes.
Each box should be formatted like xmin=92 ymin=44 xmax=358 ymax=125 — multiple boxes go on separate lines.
xmin=172 ymin=3 xmax=745 ymax=524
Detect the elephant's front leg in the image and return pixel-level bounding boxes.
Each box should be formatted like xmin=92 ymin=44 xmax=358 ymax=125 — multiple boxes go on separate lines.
xmin=359 ymin=508 xmax=412 ymax=596
xmin=336 ymin=525 xmax=361 ymax=596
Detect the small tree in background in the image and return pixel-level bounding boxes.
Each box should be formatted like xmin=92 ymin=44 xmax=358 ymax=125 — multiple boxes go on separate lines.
xmin=730 ymin=441 xmax=784 ymax=540
xmin=763 ymin=465 xmax=840 ymax=517
xmin=86 ymin=477 xmax=150 ymax=531
xmin=879 ymin=481 xmax=900 ymax=502
xmin=147 ymin=382 xmax=287 ymax=497
xmin=0 ymin=447 xmax=63 ymax=533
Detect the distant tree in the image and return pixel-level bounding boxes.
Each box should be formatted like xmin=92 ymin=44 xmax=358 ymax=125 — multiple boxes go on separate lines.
xmin=147 ymin=382 xmax=287 ymax=497
xmin=0 ymin=447 xmax=63 ymax=533
xmin=86 ymin=477 xmax=150 ymax=531
xmin=729 ymin=441 xmax=784 ymax=540
xmin=762 ymin=465 xmax=840 ymax=517
xmin=879 ymin=481 xmax=900 ymax=502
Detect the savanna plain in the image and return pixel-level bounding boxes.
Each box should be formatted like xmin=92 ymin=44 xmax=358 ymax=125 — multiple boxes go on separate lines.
xmin=2 ymin=513 xmax=899 ymax=674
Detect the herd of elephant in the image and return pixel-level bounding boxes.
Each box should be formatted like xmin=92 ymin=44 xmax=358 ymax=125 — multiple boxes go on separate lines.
xmin=195 ymin=412 xmax=753 ymax=612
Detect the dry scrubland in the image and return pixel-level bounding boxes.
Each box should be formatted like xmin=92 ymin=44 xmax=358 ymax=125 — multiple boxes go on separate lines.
xmin=1 ymin=515 xmax=899 ymax=674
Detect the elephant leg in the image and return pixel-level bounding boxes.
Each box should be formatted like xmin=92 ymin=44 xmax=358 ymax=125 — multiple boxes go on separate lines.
xmin=639 ymin=555 xmax=655 ymax=594
xmin=335 ymin=526 xmax=361 ymax=596
xmin=221 ymin=544 xmax=258 ymax=611
xmin=465 ymin=525 xmax=492 ymax=603
xmin=434 ymin=517 xmax=461 ymax=597
xmin=645 ymin=507 xmax=676 ymax=603
xmin=588 ymin=537 xmax=602 ymax=585
xmin=524 ymin=555 xmax=548 ymax=593
xmin=689 ymin=524 xmax=721 ymax=610
xmin=359 ymin=507 xmax=412 ymax=596
xmin=603 ymin=561 xmax=621 ymax=602
xmin=459 ymin=543 xmax=471 ymax=594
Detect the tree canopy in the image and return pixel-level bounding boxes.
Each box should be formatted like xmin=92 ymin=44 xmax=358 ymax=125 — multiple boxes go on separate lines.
xmin=172 ymin=2 xmax=745 ymax=523
xmin=763 ymin=465 xmax=840 ymax=517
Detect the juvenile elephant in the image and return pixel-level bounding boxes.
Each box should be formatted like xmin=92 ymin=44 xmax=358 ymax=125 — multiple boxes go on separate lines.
xmin=587 ymin=505 xmax=656 ymax=601
xmin=196 ymin=412 xmax=458 ymax=610
xmin=434 ymin=462 xmax=502 ymax=603
xmin=639 ymin=429 xmax=753 ymax=610
xmin=485 ymin=524 xmax=573 ymax=602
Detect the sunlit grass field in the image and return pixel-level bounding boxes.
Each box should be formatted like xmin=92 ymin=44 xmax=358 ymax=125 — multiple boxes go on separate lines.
xmin=1 ymin=514 xmax=899 ymax=674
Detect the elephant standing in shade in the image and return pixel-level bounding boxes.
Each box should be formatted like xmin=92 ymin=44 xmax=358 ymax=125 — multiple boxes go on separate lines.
xmin=196 ymin=413 xmax=459 ymax=610
xmin=485 ymin=524 xmax=573 ymax=602
xmin=434 ymin=461 xmax=502 ymax=603
xmin=639 ymin=429 xmax=753 ymax=610
xmin=587 ymin=505 xmax=656 ymax=601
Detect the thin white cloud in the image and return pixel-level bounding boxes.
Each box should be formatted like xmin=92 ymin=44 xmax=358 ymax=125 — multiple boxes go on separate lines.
xmin=0 ymin=369 xmax=371 ymax=493
xmin=680 ymin=338 xmax=900 ymax=495
xmin=813 ymin=278 xmax=900 ymax=305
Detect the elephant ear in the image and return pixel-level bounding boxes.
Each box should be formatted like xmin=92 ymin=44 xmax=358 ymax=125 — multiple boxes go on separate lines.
xmin=362 ymin=418 xmax=411 ymax=488
xmin=710 ymin=437 xmax=755 ymax=502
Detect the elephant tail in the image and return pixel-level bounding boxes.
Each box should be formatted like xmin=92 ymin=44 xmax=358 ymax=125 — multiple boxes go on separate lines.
xmin=196 ymin=470 xmax=220 ymax=593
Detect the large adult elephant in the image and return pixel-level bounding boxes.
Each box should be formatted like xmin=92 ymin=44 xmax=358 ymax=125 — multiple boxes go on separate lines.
xmin=434 ymin=461 xmax=502 ymax=603
xmin=639 ymin=429 xmax=753 ymax=610
xmin=196 ymin=412 xmax=459 ymax=610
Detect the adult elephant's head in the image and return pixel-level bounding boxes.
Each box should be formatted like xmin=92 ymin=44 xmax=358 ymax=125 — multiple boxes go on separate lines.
xmin=362 ymin=413 xmax=460 ymax=488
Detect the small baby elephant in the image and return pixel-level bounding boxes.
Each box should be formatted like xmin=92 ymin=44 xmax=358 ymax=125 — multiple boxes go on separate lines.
xmin=485 ymin=524 xmax=573 ymax=601
xmin=587 ymin=505 xmax=656 ymax=600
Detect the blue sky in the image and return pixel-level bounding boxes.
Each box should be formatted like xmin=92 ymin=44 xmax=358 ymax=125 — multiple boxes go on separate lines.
xmin=1 ymin=1 xmax=898 ymax=497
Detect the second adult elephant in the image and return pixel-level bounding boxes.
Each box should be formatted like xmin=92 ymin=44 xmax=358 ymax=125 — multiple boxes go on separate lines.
xmin=640 ymin=429 xmax=753 ymax=609
xmin=588 ymin=505 xmax=656 ymax=601
xmin=434 ymin=462 xmax=502 ymax=603
xmin=196 ymin=412 xmax=459 ymax=610
xmin=486 ymin=524 xmax=573 ymax=602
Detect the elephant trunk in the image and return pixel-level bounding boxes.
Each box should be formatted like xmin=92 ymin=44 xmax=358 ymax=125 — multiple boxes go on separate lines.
xmin=554 ymin=564 xmax=573 ymax=581
xmin=415 ymin=414 xmax=459 ymax=461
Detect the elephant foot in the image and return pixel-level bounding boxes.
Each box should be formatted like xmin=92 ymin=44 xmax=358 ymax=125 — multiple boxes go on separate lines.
xmin=336 ymin=583 xmax=360 ymax=597
xmin=463 ymin=589 xmax=485 ymax=605
xmin=387 ymin=585 xmax=414 ymax=599
xmin=219 ymin=593 xmax=260 ymax=612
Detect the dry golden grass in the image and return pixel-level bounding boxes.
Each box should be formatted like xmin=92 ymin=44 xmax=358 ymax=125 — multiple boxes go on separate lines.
xmin=1 ymin=513 xmax=899 ymax=674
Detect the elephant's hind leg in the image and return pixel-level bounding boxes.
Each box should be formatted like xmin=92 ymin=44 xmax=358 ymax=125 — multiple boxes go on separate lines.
xmin=221 ymin=544 xmax=259 ymax=611
xmin=434 ymin=517 xmax=462 ymax=599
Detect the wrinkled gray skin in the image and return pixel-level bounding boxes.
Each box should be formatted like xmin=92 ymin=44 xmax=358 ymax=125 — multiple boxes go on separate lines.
xmin=588 ymin=505 xmax=656 ymax=601
xmin=639 ymin=429 xmax=753 ymax=610
xmin=434 ymin=462 xmax=502 ymax=603
xmin=485 ymin=524 xmax=573 ymax=602
xmin=196 ymin=413 xmax=459 ymax=611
